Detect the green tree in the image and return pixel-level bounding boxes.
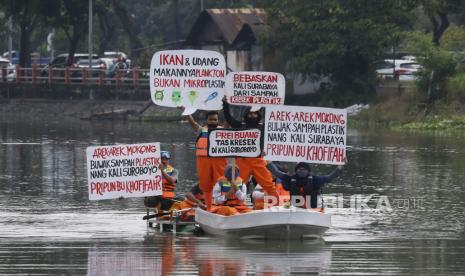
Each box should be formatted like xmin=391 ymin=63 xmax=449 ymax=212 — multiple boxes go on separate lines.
xmin=405 ymin=27 xmax=465 ymax=113
xmin=95 ymin=0 xmax=115 ymax=55
xmin=110 ymin=0 xmax=145 ymax=63
xmin=421 ymin=0 xmax=465 ymax=46
xmin=46 ymin=0 xmax=90 ymax=66
xmin=0 ymin=0 xmax=44 ymax=66
xmin=262 ymin=0 xmax=418 ymax=106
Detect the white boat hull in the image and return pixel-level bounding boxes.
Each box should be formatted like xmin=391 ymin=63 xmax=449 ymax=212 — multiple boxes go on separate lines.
xmin=195 ymin=206 xmax=331 ymax=239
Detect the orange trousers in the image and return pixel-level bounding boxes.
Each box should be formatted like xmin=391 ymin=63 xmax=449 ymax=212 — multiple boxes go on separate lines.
xmin=276 ymin=183 xmax=290 ymax=203
xmin=211 ymin=205 xmax=252 ymax=216
xmin=237 ymin=157 xmax=277 ymax=197
xmin=197 ymin=156 xmax=227 ymax=210
xmin=179 ymin=200 xmax=196 ymax=221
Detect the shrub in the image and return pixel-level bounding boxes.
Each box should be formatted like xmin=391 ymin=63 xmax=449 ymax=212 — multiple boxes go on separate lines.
xmin=447 ymin=73 xmax=465 ymax=102
xmin=404 ymin=31 xmax=460 ymax=102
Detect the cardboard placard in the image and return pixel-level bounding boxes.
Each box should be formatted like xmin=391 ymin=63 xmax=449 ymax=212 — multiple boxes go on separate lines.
xmin=225 ymin=71 xmax=285 ymax=106
xmin=264 ymin=106 xmax=347 ymax=165
xmin=86 ymin=143 xmax=162 ymax=200
xmin=208 ymin=128 xmax=262 ymax=158
xmin=150 ymin=50 xmax=226 ymax=110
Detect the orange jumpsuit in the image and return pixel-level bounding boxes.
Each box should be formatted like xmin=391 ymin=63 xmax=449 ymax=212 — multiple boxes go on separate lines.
xmin=179 ymin=184 xmax=204 ymax=221
xmin=237 ymin=156 xmax=277 ymax=198
xmin=222 ymin=101 xmax=278 ymax=200
xmin=211 ymin=177 xmax=251 ymax=216
xmin=196 ymin=126 xmax=227 ymax=210
xmin=161 ymin=165 xmax=177 ymax=199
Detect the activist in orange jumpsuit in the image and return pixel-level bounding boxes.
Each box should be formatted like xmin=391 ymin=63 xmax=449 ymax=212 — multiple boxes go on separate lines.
xmin=211 ymin=165 xmax=252 ymax=216
xmin=222 ymin=98 xmax=278 ymax=200
xmin=143 ymin=151 xmax=181 ymax=219
xmin=179 ymin=183 xmax=206 ymax=221
xmin=159 ymin=151 xmax=178 ymax=199
xmin=185 ymin=110 xmax=227 ymax=210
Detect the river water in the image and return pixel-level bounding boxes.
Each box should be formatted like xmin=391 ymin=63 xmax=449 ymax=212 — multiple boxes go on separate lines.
xmin=0 ymin=116 xmax=464 ymax=275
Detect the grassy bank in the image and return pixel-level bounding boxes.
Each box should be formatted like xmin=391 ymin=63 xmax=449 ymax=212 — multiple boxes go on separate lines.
xmin=351 ymin=85 xmax=465 ymax=131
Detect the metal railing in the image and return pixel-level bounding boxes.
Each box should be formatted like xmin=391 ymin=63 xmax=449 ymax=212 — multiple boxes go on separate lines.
xmin=1 ymin=65 xmax=150 ymax=88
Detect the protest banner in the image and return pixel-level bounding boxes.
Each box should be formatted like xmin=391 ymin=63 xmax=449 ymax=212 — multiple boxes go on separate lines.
xmin=86 ymin=143 xmax=162 ymax=200
xmin=208 ymin=129 xmax=262 ymax=158
xmin=263 ymin=106 xmax=347 ymax=165
xmin=225 ymin=71 xmax=285 ymax=107
xmin=150 ymin=50 xmax=226 ymax=110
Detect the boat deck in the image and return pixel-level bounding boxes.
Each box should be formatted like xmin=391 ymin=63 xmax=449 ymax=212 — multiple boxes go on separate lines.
xmin=144 ymin=208 xmax=197 ymax=233
xmin=147 ymin=218 xmax=197 ymax=233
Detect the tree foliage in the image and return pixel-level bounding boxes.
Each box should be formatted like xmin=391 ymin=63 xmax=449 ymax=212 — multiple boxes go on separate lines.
xmin=421 ymin=0 xmax=465 ymax=45
xmin=0 ymin=0 xmax=44 ymax=66
xmin=51 ymin=0 xmax=90 ymax=65
xmin=262 ymin=0 xmax=418 ymax=106
xmin=405 ymin=28 xmax=465 ymax=109
xmin=1 ymin=0 xmax=465 ymax=110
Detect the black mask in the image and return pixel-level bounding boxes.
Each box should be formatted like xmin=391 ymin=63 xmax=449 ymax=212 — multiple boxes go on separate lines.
xmin=296 ymin=169 xmax=309 ymax=178
xmin=245 ymin=117 xmax=260 ymax=127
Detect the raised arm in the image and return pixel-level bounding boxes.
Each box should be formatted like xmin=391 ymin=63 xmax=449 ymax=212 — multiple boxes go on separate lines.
xmin=314 ymin=157 xmax=346 ymax=188
xmin=179 ymin=106 xmax=202 ymax=132
xmin=222 ymin=98 xmax=242 ymax=128
xmin=313 ymin=167 xmax=342 ymax=188
xmin=266 ymin=162 xmax=287 ymax=180
xmin=186 ymin=114 xmax=201 ymax=132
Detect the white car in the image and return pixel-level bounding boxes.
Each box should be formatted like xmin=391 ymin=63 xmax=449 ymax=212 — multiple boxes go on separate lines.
xmin=0 ymin=57 xmax=16 ymax=81
xmin=103 ymin=51 xmax=131 ymax=68
xmin=397 ymin=62 xmax=422 ymax=81
xmin=103 ymin=51 xmax=128 ymax=63
xmin=76 ymin=57 xmax=117 ymax=78
xmin=374 ymin=59 xmax=422 ymax=80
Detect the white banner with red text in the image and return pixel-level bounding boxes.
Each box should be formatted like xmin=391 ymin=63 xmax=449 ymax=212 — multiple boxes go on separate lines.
xmin=150 ymin=50 xmax=226 ymax=111
xmin=86 ymin=143 xmax=162 ymax=200
xmin=225 ymin=71 xmax=285 ymax=107
xmin=208 ymin=128 xmax=262 ymax=158
xmin=264 ymin=105 xmax=346 ymax=165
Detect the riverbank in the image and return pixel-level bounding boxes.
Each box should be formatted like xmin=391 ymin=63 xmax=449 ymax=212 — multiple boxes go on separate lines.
xmin=350 ymin=88 xmax=465 ymax=131
xmin=3 ymin=93 xmax=464 ymax=130
xmin=0 ymin=98 xmax=184 ymax=121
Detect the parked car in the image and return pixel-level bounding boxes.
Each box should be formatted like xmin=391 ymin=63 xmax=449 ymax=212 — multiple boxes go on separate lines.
xmin=400 ymin=55 xmax=416 ymax=61
xmin=374 ymin=59 xmax=422 ymax=80
xmin=76 ymin=57 xmax=114 ymax=77
xmin=3 ymin=51 xmax=49 ymax=65
xmin=0 ymin=57 xmax=15 ymax=81
xmin=2 ymin=50 xmax=19 ymax=65
xmin=396 ymin=61 xmax=422 ymax=81
xmin=103 ymin=51 xmax=127 ymax=60
xmin=103 ymin=51 xmax=131 ymax=68
xmin=0 ymin=57 xmax=11 ymax=70
xmin=48 ymin=53 xmax=99 ymax=68
xmin=41 ymin=53 xmax=99 ymax=81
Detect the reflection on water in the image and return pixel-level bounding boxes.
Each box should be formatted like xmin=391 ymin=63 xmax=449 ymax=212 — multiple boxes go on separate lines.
xmin=2 ymin=237 xmax=464 ymax=275
xmin=1 ymin=118 xmax=465 ymax=275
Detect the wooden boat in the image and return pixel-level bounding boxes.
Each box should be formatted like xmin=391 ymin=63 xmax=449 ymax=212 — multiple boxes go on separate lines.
xmin=144 ymin=207 xmax=197 ymax=233
xmin=146 ymin=217 xmax=197 ymax=233
xmin=195 ymin=206 xmax=331 ymax=239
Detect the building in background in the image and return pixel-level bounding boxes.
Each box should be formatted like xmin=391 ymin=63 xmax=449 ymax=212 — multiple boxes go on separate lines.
xmin=185 ymin=8 xmax=326 ymax=96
